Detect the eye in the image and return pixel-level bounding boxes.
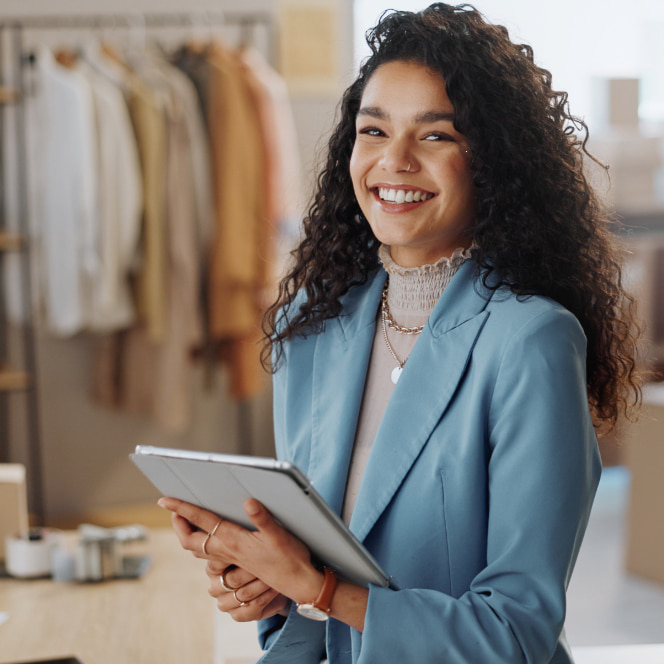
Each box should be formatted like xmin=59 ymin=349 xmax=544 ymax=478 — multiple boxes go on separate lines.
xmin=423 ymin=132 xmax=454 ymax=142
xmin=357 ymin=126 xmax=386 ymax=138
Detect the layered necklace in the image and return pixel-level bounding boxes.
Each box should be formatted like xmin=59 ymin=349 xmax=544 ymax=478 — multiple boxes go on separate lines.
xmin=381 ymin=279 xmax=424 ymax=384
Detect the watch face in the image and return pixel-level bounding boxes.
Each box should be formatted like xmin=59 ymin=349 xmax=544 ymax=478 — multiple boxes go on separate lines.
xmin=296 ymin=603 xmax=330 ymax=621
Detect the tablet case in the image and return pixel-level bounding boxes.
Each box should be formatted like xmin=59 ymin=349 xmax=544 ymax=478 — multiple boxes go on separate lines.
xmin=130 ymin=445 xmax=392 ymax=588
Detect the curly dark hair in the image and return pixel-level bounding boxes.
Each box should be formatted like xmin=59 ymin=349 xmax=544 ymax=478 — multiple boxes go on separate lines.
xmin=262 ymin=2 xmax=642 ymax=430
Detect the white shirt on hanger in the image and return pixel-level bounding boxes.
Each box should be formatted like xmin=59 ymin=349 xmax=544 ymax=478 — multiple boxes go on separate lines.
xmin=28 ymin=47 xmax=99 ymax=337
xmin=77 ymin=59 xmax=143 ymax=333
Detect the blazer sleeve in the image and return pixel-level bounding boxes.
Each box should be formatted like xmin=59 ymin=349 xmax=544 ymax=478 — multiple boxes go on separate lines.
xmin=359 ymin=307 xmax=602 ymax=664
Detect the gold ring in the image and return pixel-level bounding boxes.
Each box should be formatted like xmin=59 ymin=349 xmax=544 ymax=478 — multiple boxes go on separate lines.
xmin=202 ymin=519 xmax=222 ymax=555
xmin=220 ymin=567 xmax=235 ymax=592
xmin=202 ymin=532 xmax=212 ymax=555
xmin=233 ymin=589 xmax=247 ymax=607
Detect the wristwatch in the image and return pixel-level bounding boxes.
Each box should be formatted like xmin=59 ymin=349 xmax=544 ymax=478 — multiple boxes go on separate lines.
xmin=296 ymin=567 xmax=338 ymax=621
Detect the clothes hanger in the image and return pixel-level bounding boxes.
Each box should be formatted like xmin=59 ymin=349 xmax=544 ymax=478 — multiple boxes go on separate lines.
xmin=185 ymin=10 xmax=216 ymax=52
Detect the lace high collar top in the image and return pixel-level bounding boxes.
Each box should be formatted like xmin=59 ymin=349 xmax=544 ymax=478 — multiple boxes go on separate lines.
xmin=378 ymin=244 xmax=473 ymax=319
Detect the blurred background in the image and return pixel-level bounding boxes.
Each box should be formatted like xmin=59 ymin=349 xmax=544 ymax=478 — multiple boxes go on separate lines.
xmin=0 ymin=0 xmax=662 ymax=657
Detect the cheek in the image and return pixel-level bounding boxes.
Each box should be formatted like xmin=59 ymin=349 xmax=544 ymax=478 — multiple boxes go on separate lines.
xmin=458 ymin=172 xmax=477 ymax=215
xmin=349 ymin=149 xmax=368 ymax=203
xmin=445 ymin=163 xmax=475 ymax=206
xmin=349 ymin=148 xmax=361 ymax=187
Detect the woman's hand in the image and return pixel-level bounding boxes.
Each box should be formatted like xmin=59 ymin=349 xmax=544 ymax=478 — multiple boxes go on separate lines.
xmin=158 ymin=496 xmax=323 ymax=620
xmin=161 ymin=499 xmax=290 ymax=621
xmin=206 ymin=560 xmax=290 ymax=621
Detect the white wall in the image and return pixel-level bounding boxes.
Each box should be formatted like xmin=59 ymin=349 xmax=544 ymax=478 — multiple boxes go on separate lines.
xmin=355 ymin=0 xmax=664 ymax=127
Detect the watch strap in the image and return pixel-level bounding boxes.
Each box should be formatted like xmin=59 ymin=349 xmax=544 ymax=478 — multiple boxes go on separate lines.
xmin=297 ymin=567 xmax=337 ymax=617
xmin=314 ymin=567 xmax=337 ymax=614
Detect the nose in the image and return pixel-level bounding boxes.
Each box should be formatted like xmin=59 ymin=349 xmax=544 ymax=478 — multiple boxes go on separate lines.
xmin=379 ymin=137 xmax=416 ymax=173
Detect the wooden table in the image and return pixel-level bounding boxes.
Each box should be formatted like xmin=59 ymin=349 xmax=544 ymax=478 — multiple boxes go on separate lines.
xmin=0 ymin=529 xmax=218 ymax=664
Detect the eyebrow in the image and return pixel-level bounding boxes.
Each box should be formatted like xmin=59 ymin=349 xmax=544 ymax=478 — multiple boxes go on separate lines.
xmin=357 ymin=106 xmax=455 ymax=123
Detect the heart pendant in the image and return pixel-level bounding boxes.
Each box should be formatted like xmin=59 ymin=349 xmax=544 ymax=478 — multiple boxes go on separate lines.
xmin=390 ymin=366 xmax=402 ymax=384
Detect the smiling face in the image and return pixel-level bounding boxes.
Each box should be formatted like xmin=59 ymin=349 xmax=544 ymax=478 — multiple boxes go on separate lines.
xmin=350 ymin=60 xmax=477 ymax=268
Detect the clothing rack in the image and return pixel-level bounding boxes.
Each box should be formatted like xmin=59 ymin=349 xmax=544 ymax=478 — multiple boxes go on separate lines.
xmin=1 ymin=10 xmax=271 ymax=28
xmin=0 ymin=21 xmax=43 ymax=525
xmin=0 ymin=10 xmax=274 ymax=525
xmin=1 ymin=11 xmax=275 ymax=63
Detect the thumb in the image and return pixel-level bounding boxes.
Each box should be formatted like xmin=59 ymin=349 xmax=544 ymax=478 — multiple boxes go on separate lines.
xmin=243 ymin=498 xmax=276 ymax=532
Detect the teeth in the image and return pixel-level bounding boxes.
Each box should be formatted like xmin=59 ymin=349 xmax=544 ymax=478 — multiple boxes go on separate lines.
xmin=378 ymin=188 xmax=431 ymax=203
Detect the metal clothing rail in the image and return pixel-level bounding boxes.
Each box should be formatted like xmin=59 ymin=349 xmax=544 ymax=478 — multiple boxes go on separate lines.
xmin=0 ymin=10 xmax=272 ymax=28
xmin=0 ymin=10 xmax=276 ymax=63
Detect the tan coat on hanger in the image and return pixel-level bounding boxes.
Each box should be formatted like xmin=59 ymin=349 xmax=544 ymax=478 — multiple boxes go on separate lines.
xmin=206 ymin=42 xmax=269 ymax=400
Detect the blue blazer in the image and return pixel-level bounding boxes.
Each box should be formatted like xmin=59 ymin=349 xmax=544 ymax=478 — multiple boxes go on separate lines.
xmin=258 ymin=260 xmax=601 ymax=664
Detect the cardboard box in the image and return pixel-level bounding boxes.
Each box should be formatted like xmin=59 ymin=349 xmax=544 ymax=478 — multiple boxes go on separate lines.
xmin=624 ymin=388 xmax=664 ymax=583
xmin=0 ymin=463 xmax=29 ymax=562
xmin=591 ymin=77 xmax=640 ymax=130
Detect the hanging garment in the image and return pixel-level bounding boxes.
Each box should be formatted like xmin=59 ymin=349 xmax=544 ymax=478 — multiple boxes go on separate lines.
xmin=93 ymin=48 xmax=207 ymax=433
xmin=123 ymin=67 xmax=170 ymax=344
xmin=167 ymin=50 xmax=215 ymax=263
xmin=124 ymin=52 xmax=206 ymax=432
xmin=78 ymin=60 xmax=143 ymax=333
xmin=170 ymin=43 xmax=212 ymax=131
xmin=206 ymin=41 xmax=269 ymax=400
xmin=240 ymin=49 xmax=304 ymax=235
xmin=238 ymin=46 xmax=305 ymax=304
xmin=91 ymin=48 xmax=168 ymax=412
xmin=26 ymin=47 xmax=99 ymax=337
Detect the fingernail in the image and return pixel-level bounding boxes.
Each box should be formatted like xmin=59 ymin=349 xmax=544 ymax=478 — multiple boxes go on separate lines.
xmin=245 ymin=500 xmax=260 ymax=515
xmin=157 ymin=498 xmax=167 ymax=509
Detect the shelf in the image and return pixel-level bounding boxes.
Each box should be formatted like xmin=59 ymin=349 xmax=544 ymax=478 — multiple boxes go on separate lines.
xmin=0 ymin=367 xmax=30 ymax=391
xmin=0 ymin=86 xmax=19 ymax=104
xmin=0 ymin=231 xmax=24 ymax=251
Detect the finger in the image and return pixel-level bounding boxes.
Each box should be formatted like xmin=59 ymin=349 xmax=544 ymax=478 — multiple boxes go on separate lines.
xmin=208 ymin=574 xmax=267 ymax=601
xmin=218 ymin=565 xmax=258 ymax=592
xmin=242 ymin=499 xmax=301 ymax=554
xmin=223 ymin=577 xmax=272 ymax=603
xmin=243 ymin=498 xmax=278 ymax=533
xmin=263 ymin=594 xmax=291 ymax=619
xmin=219 ymin=588 xmax=283 ymax=622
xmin=206 ymin=560 xmax=236 ymax=578
xmin=170 ymin=512 xmax=205 ymax=553
xmin=170 ymin=512 xmax=219 ymax=560
xmin=225 ymin=602 xmax=265 ymax=623
xmin=159 ymin=497 xmax=222 ymax=535
xmin=171 ymin=512 xmax=198 ymax=538
xmin=161 ymin=498 xmax=254 ymax=561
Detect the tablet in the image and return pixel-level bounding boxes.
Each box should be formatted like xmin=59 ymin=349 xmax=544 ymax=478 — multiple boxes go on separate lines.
xmin=130 ymin=445 xmax=392 ymax=589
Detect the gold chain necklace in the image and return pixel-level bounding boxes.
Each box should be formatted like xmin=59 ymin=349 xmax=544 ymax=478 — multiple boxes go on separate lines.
xmin=381 ymin=280 xmax=423 ymax=384
xmin=381 ymin=281 xmax=425 ymax=334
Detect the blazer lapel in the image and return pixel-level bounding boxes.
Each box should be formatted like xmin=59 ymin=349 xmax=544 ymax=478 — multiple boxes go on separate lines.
xmin=349 ymin=261 xmax=493 ymax=542
xmin=306 ymin=270 xmax=387 ymax=514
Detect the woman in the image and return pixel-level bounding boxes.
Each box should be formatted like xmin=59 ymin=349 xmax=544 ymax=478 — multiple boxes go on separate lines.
xmin=159 ymin=4 xmax=642 ymax=662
